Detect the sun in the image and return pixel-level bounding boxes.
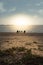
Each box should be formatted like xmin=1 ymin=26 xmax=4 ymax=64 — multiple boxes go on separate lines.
xmin=15 ymin=15 xmax=28 ymax=26
xmin=14 ymin=14 xmax=29 ymax=30
xmin=10 ymin=14 xmax=32 ymax=31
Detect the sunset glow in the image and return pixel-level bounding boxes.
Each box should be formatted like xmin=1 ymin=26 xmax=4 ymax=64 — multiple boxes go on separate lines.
xmin=10 ymin=14 xmax=32 ymax=30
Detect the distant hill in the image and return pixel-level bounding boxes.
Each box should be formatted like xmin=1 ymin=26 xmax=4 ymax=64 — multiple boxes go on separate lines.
xmin=0 ymin=25 xmax=43 ymax=33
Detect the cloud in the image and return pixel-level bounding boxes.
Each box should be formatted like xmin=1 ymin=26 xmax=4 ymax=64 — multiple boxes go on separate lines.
xmin=37 ymin=9 xmax=43 ymax=15
xmin=39 ymin=9 xmax=43 ymax=13
xmin=36 ymin=2 xmax=43 ymax=6
xmin=36 ymin=3 xmax=41 ymax=6
xmin=0 ymin=2 xmax=6 ymax=13
xmin=9 ymin=7 xmax=16 ymax=12
xmin=0 ymin=2 xmax=16 ymax=14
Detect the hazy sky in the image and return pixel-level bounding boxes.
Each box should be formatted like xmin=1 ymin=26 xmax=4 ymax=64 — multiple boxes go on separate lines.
xmin=0 ymin=0 xmax=43 ymax=25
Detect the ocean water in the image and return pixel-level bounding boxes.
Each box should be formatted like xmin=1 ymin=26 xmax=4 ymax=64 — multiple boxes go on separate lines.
xmin=0 ymin=25 xmax=43 ymax=33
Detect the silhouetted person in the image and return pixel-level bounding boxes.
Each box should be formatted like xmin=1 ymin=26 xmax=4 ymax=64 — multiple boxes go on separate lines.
xmin=24 ymin=30 xmax=26 ymax=33
xmin=17 ymin=30 xmax=19 ymax=33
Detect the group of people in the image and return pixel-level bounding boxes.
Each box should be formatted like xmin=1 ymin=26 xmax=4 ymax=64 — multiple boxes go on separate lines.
xmin=16 ymin=30 xmax=26 ymax=33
